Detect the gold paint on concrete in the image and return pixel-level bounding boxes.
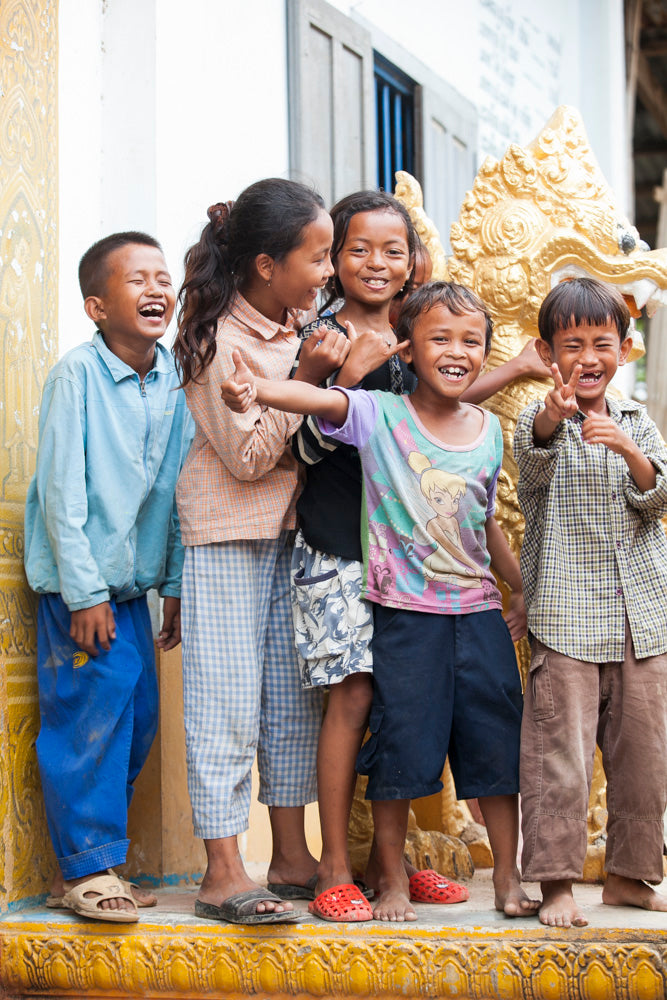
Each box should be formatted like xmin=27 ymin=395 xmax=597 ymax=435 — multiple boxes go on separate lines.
xmin=0 ymin=0 xmax=59 ymax=910
xmin=1 ymin=917 xmax=667 ymax=999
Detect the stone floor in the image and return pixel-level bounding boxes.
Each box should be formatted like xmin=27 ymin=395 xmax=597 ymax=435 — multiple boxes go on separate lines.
xmin=2 ymin=867 xmax=665 ymax=931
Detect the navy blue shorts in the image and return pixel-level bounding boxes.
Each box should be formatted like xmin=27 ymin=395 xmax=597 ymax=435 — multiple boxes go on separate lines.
xmin=356 ymin=606 xmax=523 ymax=801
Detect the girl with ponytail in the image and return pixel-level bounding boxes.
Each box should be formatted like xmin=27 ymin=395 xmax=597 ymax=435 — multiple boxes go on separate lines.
xmin=174 ymin=178 xmax=348 ymax=925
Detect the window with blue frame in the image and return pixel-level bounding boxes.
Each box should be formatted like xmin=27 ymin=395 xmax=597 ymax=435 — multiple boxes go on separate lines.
xmin=374 ymin=54 xmax=416 ymax=191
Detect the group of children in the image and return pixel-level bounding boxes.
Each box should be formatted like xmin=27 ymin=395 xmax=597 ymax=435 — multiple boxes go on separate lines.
xmin=23 ymin=176 xmax=667 ymax=930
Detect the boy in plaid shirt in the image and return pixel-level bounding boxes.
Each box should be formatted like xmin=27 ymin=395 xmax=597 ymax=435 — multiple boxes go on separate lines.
xmin=514 ymin=277 xmax=667 ymax=928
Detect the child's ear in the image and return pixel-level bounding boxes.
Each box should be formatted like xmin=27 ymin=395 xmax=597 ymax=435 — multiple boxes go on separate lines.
xmin=618 ymin=336 xmax=632 ymax=366
xmin=84 ymin=296 xmax=106 ymax=325
xmin=399 ymin=340 xmax=413 ymax=367
xmin=535 ymin=338 xmax=553 ymax=369
xmin=254 ymin=253 xmax=274 ymax=286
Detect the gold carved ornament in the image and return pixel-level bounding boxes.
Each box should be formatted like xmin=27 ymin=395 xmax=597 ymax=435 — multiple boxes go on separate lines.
xmin=0 ymin=0 xmax=59 ymax=910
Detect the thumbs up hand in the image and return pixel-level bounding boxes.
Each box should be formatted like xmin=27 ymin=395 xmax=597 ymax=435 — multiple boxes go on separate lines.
xmin=220 ymin=349 xmax=257 ymax=413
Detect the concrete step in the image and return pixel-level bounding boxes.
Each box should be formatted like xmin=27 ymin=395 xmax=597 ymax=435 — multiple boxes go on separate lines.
xmin=1 ymin=874 xmax=666 ymax=999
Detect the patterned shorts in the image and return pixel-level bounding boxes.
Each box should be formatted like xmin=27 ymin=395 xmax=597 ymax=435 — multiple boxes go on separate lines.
xmin=291 ymin=529 xmax=374 ymax=688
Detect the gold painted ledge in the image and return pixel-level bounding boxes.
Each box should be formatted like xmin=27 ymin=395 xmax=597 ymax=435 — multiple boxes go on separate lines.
xmin=2 ymin=886 xmax=667 ymax=1000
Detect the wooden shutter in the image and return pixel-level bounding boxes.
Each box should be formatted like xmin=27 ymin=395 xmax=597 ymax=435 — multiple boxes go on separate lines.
xmin=287 ymin=0 xmax=375 ymax=205
xmin=420 ymin=86 xmax=477 ymax=253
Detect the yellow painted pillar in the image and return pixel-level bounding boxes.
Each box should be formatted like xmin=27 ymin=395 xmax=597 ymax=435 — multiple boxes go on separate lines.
xmin=0 ymin=0 xmax=59 ymax=909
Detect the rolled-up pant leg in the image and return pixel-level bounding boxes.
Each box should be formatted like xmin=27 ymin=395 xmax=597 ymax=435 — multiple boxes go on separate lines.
xmin=600 ymin=630 xmax=667 ymax=884
xmin=520 ymin=641 xmax=599 ymax=882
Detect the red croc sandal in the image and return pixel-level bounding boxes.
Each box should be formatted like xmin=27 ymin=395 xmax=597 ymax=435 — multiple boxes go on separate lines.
xmin=308 ymin=883 xmax=374 ymax=922
xmin=408 ymin=869 xmax=469 ymax=904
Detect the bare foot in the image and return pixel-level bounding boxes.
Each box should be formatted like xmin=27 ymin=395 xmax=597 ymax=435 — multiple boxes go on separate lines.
xmin=365 ymin=852 xmax=417 ymax=890
xmin=52 ymin=869 xmax=157 ymax=907
xmin=602 ymin=873 xmax=667 ymax=911
xmin=372 ymin=874 xmax=417 ymax=922
xmin=198 ymin=869 xmax=293 ymax=915
xmin=539 ymin=879 xmax=587 ymax=928
xmin=313 ymin=866 xmax=358 ymax=897
xmin=266 ymin=859 xmax=318 ymax=891
xmin=493 ymin=867 xmax=540 ymax=917
xmin=63 ymin=872 xmax=135 ymax=913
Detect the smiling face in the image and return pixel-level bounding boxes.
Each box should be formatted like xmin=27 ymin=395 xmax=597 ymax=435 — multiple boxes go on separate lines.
xmin=85 ymin=243 xmax=176 ymax=358
xmin=402 ymin=304 xmax=488 ymax=402
xmin=536 ymin=322 xmax=631 ymax=409
xmin=335 ymin=210 xmax=411 ymax=308
xmin=427 ymin=485 xmax=459 ymax=517
xmin=268 ymin=208 xmax=334 ymax=313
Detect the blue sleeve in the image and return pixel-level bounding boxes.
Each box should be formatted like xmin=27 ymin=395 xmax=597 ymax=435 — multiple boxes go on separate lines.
xmin=31 ymin=374 xmax=110 ymax=610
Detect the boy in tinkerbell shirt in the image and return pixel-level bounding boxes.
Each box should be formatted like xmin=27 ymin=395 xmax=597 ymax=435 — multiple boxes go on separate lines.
xmin=222 ymin=281 xmax=538 ymax=923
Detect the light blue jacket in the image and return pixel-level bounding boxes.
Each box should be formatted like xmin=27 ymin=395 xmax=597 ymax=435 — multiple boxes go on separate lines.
xmin=24 ymin=332 xmax=194 ymax=611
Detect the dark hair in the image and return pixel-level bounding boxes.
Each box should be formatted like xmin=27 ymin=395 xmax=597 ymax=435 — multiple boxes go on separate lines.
xmin=173 ymin=178 xmax=325 ymax=386
xmin=538 ymin=278 xmax=630 ymax=345
xmin=396 ymin=281 xmax=494 ymax=353
xmin=78 ymin=231 xmax=162 ymax=298
xmin=321 ymin=189 xmax=417 ymax=312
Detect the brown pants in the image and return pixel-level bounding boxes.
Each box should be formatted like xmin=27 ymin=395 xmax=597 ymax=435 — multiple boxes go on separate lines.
xmin=520 ymin=629 xmax=667 ymax=884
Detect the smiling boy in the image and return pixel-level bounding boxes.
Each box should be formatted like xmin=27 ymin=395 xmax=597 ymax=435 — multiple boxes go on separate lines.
xmin=24 ymin=232 xmax=193 ymax=922
xmin=514 ymin=277 xmax=667 ymax=928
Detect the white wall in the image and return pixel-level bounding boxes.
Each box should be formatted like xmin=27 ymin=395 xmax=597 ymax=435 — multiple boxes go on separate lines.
xmin=329 ymin=0 xmax=628 ymax=207
xmin=59 ymin=0 xmax=628 ymax=357
xmin=58 ymin=0 xmax=290 ymax=356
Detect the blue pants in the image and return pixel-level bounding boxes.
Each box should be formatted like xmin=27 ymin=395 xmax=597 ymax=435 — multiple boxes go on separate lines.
xmin=35 ymin=594 xmax=158 ymax=879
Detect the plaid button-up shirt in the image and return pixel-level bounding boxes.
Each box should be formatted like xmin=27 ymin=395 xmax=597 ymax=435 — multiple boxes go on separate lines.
xmin=176 ymin=294 xmax=309 ymax=545
xmin=514 ymin=397 xmax=667 ymax=662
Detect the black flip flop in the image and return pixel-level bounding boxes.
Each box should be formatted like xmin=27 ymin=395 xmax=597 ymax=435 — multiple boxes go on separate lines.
xmin=195 ymin=888 xmax=305 ymax=925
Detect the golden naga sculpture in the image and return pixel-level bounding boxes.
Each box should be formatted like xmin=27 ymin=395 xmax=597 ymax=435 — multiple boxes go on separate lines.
xmin=350 ymin=106 xmax=667 ymax=883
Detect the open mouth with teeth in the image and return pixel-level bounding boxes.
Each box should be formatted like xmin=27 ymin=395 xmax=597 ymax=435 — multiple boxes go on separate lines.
xmin=362 ymin=278 xmax=388 ymax=287
xmin=439 ymin=366 xmax=468 ymax=380
xmin=139 ymin=303 xmax=166 ymax=319
xmin=578 ymin=371 xmax=603 ymax=386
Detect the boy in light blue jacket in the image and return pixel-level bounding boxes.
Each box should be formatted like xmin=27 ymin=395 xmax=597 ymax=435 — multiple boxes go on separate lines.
xmin=24 ymin=232 xmax=193 ymax=922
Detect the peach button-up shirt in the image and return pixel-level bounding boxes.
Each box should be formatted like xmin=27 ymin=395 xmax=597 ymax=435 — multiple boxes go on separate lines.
xmin=176 ymin=293 xmax=311 ymax=545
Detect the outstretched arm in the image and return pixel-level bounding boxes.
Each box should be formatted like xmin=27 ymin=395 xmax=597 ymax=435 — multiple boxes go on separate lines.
xmin=221 ymin=349 xmax=350 ymax=427
xmin=462 ymin=339 xmax=548 ymax=404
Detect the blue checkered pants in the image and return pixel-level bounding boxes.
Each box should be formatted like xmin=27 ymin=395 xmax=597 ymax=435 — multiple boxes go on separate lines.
xmin=181 ymin=533 xmax=322 ymax=839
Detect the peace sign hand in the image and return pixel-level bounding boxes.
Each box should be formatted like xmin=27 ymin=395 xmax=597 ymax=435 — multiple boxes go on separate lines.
xmin=532 ymin=362 xmax=582 ymax=445
xmin=543 ymin=363 xmax=581 ymax=423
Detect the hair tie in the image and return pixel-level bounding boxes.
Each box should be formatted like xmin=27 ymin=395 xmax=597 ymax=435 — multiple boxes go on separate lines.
xmin=207 ymin=200 xmax=234 ymax=232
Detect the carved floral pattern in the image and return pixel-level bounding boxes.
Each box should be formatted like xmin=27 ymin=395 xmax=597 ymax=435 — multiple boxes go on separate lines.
xmin=0 ymin=0 xmax=58 ymax=909
xmin=1 ymin=926 xmax=666 ymax=999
